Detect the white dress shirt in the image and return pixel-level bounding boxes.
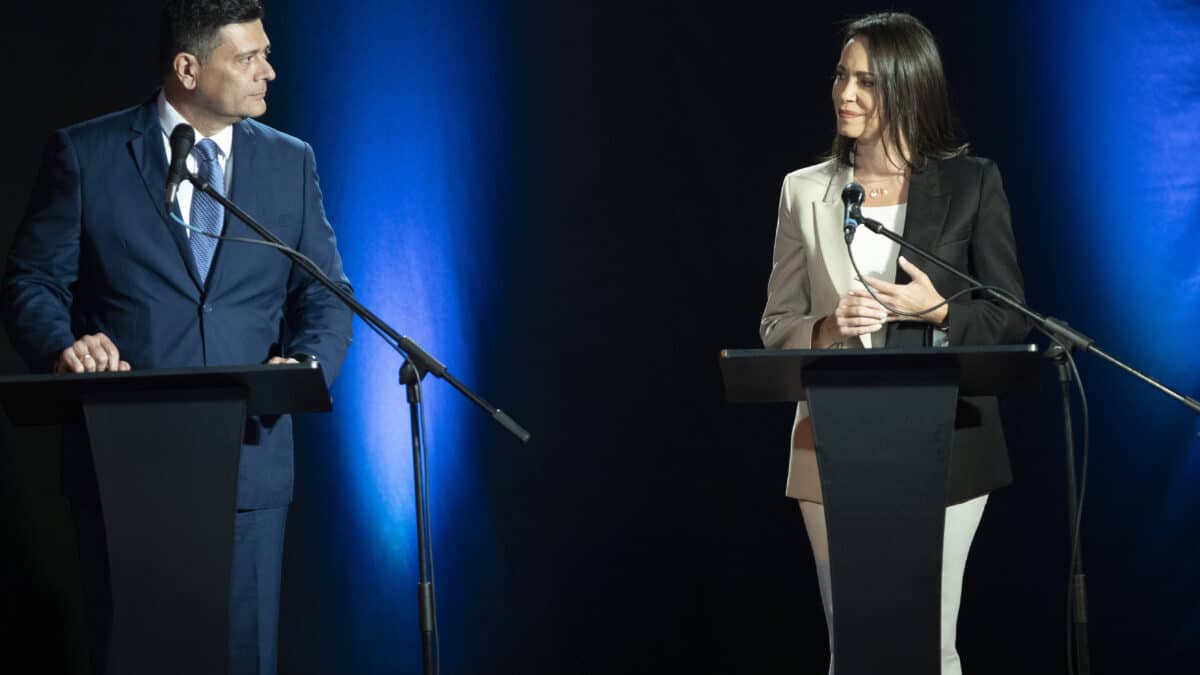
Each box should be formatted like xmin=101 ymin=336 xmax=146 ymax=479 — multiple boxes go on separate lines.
xmin=157 ymin=91 xmax=234 ymax=234
xmin=853 ymin=202 xmax=949 ymax=348
xmin=853 ymin=203 xmax=907 ymax=348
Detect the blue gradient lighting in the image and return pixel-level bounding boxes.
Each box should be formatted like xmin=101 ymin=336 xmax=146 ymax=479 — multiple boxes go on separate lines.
xmin=1039 ymin=1 xmax=1200 ymax=658
xmin=1053 ymin=1 xmax=1200 ymax=373
xmin=1045 ymin=0 xmax=1200 ymax=476
xmin=269 ymin=1 xmax=508 ymax=669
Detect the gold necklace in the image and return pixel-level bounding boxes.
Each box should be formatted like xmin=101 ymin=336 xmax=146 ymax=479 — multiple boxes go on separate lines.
xmin=854 ymin=172 xmax=907 ymax=199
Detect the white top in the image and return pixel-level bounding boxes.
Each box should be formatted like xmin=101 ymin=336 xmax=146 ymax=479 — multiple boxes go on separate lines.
xmin=851 ymin=203 xmax=907 ymax=348
xmin=158 ymin=91 xmax=234 ymax=232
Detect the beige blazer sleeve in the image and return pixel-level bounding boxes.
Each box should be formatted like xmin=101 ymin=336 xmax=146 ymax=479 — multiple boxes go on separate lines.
xmin=760 ymin=161 xmax=858 ymax=351
xmin=758 ymin=160 xmax=855 ymax=502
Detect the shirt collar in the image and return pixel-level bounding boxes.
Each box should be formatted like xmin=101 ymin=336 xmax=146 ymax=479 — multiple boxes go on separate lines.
xmin=157 ymin=90 xmax=234 ymax=160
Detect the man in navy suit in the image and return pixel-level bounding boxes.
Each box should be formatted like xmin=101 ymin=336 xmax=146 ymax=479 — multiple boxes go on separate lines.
xmin=1 ymin=1 xmax=352 ymax=673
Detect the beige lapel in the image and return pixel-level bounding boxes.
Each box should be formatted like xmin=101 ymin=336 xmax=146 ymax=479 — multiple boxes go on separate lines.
xmin=816 ymin=162 xmax=856 ymax=304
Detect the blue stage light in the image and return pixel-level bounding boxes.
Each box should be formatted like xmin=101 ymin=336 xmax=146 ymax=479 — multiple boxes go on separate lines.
xmin=266 ymin=2 xmax=510 ymax=670
xmin=1052 ymin=1 xmax=1200 ymax=375
xmin=1034 ymin=3 xmax=1200 ymax=662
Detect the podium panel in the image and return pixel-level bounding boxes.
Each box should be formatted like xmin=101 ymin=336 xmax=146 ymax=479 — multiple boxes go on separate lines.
xmin=0 ymin=364 xmax=330 ymax=675
xmin=806 ymin=363 xmax=958 ymax=675
xmin=720 ymin=346 xmax=1039 ymax=675
xmin=85 ymin=392 xmax=246 ymax=674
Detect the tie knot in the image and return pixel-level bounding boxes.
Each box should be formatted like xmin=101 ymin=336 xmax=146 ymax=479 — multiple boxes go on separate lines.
xmin=193 ymin=138 xmax=222 ymax=163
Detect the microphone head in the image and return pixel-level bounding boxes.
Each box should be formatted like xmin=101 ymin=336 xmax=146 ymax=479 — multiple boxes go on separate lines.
xmin=841 ymin=182 xmax=865 ymax=207
xmin=165 ymin=124 xmax=196 ymax=210
xmin=169 ymin=123 xmax=195 ymax=157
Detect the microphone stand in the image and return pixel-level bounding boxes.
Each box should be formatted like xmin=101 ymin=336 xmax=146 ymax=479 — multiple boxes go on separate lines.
xmin=847 ymin=213 xmax=1200 ymax=675
xmin=185 ymin=174 xmax=531 ymax=675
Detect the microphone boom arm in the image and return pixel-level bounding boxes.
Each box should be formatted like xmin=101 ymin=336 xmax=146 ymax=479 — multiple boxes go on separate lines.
xmin=185 ymin=172 xmax=532 ymax=440
xmin=851 ymin=213 xmax=1200 ymax=413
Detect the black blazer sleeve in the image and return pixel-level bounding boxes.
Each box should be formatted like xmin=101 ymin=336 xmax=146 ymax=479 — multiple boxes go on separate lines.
xmin=942 ymin=159 xmax=1031 ymax=346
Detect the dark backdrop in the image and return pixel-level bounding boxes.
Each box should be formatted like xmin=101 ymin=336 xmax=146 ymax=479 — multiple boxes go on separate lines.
xmin=2 ymin=2 xmax=1198 ymax=674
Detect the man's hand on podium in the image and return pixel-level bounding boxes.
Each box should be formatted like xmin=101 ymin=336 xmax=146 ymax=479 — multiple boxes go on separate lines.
xmin=54 ymin=333 xmax=132 ymax=374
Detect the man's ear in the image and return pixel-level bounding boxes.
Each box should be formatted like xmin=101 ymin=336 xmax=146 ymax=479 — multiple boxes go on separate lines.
xmin=171 ymin=52 xmax=201 ymax=90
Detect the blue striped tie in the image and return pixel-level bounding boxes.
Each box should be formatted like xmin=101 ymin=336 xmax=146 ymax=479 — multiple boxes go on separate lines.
xmin=189 ymin=138 xmax=225 ymax=284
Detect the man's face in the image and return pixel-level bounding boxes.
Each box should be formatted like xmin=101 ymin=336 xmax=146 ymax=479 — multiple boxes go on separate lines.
xmin=191 ymin=20 xmax=276 ymax=125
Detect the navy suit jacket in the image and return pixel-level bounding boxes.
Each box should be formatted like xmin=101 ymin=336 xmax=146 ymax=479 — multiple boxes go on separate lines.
xmin=2 ymin=95 xmax=354 ymax=509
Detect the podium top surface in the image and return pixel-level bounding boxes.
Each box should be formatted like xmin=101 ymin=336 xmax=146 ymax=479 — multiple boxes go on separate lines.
xmin=719 ymin=344 xmax=1041 ymax=403
xmin=0 ymin=363 xmax=332 ymax=426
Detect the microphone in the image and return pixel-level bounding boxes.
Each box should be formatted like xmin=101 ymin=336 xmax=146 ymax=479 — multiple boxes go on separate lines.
xmin=165 ymin=123 xmax=195 ymax=211
xmin=841 ymin=182 xmax=865 ymax=243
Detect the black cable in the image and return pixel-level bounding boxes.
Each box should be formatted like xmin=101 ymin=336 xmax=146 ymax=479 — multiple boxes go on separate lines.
xmin=1067 ymin=351 xmax=1090 ymax=576
xmin=1057 ymin=338 xmax=1076 ymax=675
xmin=1030 ymin=328 xmax=1090 ymax=675
xmin=1065 ymin=345 xmax=1090 ymax=675
xmin=171 ymin=213 xmax=403 ymax=351
xmin=844 ymin=237 xmax=1018 ymax=323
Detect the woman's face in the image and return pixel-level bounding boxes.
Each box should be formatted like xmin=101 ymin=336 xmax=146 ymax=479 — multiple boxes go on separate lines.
xmin=832 ymin=37 xmax=882 ymax=144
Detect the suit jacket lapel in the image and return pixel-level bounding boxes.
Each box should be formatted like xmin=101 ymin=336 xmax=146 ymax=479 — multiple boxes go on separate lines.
xmin=895 ymin=159 xmax=950 ymax=284
xmin=128 ymin=96 xmax=205 ymax=291
xmin=884 ymin=158 xmax=951 ymax=347
xmin=818 ymin=163 xmax=856 ymax=302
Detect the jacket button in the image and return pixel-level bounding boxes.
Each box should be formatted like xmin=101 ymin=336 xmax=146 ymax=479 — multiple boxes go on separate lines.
xmin=203 ymin=303 xmax=213 ymax=313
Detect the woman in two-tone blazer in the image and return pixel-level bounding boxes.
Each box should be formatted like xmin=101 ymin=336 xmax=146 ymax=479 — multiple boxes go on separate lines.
xmin=759 ymin=12 xmax=1030 ymax=675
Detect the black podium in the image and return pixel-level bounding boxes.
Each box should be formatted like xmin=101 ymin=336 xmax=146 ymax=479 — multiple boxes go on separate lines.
xmin=0 ymin=363 xmax=332 ymax=675
xmin=720 ymin=345 xmax=1039 ymax=675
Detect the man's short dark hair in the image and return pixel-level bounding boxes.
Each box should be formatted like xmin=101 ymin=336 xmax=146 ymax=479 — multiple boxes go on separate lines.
xmin=160 ymin=0 xmax=265 ymax=76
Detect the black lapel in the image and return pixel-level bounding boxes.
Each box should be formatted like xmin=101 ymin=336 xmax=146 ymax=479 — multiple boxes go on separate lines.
xmin=205 ymin=119 xmax=261 ymax=293
xmin=894 ymin=158 xmax=950 ymax=284
xmin=129 ymin=95 xmax=205 ymax=291
xmin=886 ymin=158 xmax=950 ymax=347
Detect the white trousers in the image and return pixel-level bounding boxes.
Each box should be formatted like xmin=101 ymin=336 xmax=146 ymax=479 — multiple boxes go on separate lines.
xmin=799 ymin=495 xmax=988 ymax=675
